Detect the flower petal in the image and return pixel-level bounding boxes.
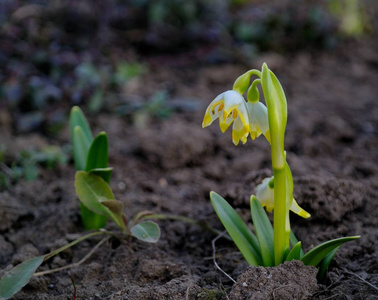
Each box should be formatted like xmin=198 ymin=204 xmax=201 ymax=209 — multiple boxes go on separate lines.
xmin=256 ymin=177 xmax=274 ymax=212
xmin=223 ymin=90 xmax=245 ymax=115
xmin=253 ymin=102 xmax=270 ymax=141
xmin=232 ymin=114 xmax=249 ymax=145
xmin=247 ymin=101 xmax=270 ymax=142
xmin=219 ymin=111 xmax=234 ymax=132
xmin=202 ymin=93 xmax=224 ymax=128
xmin=290 ymin=198 xmax=311 ymax=219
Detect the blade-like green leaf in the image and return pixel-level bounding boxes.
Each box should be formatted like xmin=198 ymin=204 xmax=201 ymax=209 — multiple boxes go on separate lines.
xmin=0 ymin=256 xmax=44 ymax=299
xmin=290 ymin=230 xmax=304 ymax=258
xmin=89 ymin=168 xmax=113 ymax=183
xmin=72 ymin=126 xmax=91 ymax=171
xmin=210 ymin=192 xmax=262 ymax=266
xmin=84 ymin=132 xmax=110 ymax=229
xmin=85 ymin=132 xmax=109 ymax=177
xmin=75 ymin=171 xmax=125 ymax=231
xmin=285 ymin=242 xmax=302 ymax=261
xmin=131 ymin=221 xmax=161 ymax=243
xmin=317 ymin=246 xmax=339 ymax=279
xmin=250 ymin=196 xmax=274 ymax=266
xmin=69 ymin=106 xmax=93 ymax=143
xmin=302 ymin=236 xmax=360 ymax=267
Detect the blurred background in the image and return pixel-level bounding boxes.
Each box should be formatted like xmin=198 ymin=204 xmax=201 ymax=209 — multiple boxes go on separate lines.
xmin=0 ymin=0 xmax=376 ymax=188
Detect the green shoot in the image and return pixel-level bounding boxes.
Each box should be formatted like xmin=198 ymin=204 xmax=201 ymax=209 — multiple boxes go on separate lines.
xmin=69 ymin=106 xmax=107 ymax=230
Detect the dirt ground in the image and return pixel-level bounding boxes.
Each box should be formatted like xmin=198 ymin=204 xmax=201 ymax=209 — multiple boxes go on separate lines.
xmin=1 ymin=23 xmax=378 ymax=300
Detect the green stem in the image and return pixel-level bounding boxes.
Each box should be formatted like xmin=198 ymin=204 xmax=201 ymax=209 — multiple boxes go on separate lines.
xmin=43 ymin=231 xmax=110 ymax=261
xmin=272 ymin=168 xmax=287 ymax=265
xmin=140 ymin=213 xmax=231 ymax=240
xmin=250 ymin=69 xmax=262 ymax=78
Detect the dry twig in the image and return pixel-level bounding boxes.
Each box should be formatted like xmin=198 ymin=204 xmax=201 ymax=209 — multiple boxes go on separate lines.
xmin=342 ymin=269 xmax=378 ymax=291
xmin=212 ymin=231 xmax=236 ymax=284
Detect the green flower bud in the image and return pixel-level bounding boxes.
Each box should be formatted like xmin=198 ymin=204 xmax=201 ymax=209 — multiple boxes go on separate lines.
xmin=233 ymin=70 xmax=253 ymax=94
xmin=247 ymin=79 xmax=261 ymax=103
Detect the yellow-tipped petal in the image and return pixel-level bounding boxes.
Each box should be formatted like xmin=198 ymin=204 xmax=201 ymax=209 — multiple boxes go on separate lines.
xmin=264 ymin=130 xmax=271 ymax=143
xmin=202 ymin=112 xmax=213 ymax=128
xmin=232 ymin=115 xmax=248 ymax=146
xmin=265 ymin=206 xmax=274 ymax=213
xmin=290 ymin=199 xmax=311 ymax=219
xmin=219 ymin=112 xmax=234 ymax=133
xmin=202 ymin=94 xmax=225 ymax=128
xmin=246 ymin=101 xmax=269 ymax=142
xmin=256 ymin=177 xmax=275 ymax=211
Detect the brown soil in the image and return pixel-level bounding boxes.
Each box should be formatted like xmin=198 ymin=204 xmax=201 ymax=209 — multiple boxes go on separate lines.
xmin=1 ymin=38 xmax=378 ymax=300
xmin=230 ymin=260 xmax=318 ymax=300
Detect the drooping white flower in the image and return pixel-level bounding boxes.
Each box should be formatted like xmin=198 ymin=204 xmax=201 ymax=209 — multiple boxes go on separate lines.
xmin=202 ymin=90 xmax=250 ymax=145
xmin=255 ymin=176 xmax=310 ymax=219
xmin=246 ymin=101 xmax=270 ymax=143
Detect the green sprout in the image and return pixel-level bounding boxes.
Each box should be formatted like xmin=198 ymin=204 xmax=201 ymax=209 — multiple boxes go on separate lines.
xmin=69 ymin=106 xmax=109 ymax=230
xmin=202 ymin=63 xmax=359 ymax=273
xmin=0 ymin=107 xmax=162 ymax=299
xmin=0 ymin=106 xmax=218 ymax=299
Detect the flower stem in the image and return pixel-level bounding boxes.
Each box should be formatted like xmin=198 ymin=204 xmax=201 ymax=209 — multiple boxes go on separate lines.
xmin=273 ymin=167 xmax=287 ymax=265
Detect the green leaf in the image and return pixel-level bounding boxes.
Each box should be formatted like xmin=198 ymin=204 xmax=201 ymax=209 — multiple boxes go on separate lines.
xmin=318 ymin=246 xmax=339 ymax=279
xmin=131 ymin=221 xmax=161 ymax=243
xmin=210 ymin=192 xmax=262 ymax=266
xmin=250 ymin=196 xmax=274 ymax=266
xmin=0 ymin=256 xmax=44 ymax=299
xmin=69 ymin=106 xmax=93 ymax=144
xmin=285 ymin=242 xmax=302 ymax=261
xmin=75 ymin=171 xmax=114 ymax=215
xmin=75 ymin=171 xmax=126 ymax=231
xmin=290 ymin=230 xmax=304 ymax=258
xmin=72 ymin=126 xmax=91 ymax=171
xmin=75 ymin=171 xmax=114 ymax=214
xmin=89 ymin=168 xmax=113 ymax=183
xmin=301 ymin=236 xmax=360 ymax=267
xmin=85 ymin=132 xmax=109 ymax=178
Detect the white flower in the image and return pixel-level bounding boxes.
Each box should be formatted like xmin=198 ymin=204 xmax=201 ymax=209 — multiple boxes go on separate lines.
xmin=255 ymin=177 xmax=310 ymax=218
xmin=246 ymin=101 xmax=270 ymax=143
xmin=202 ymin=90 xmax=250 ymax=145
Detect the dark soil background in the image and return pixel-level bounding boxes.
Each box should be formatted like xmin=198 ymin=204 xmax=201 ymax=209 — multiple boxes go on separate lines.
xmin=0 ymin=1 xmax=377 ymax=299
